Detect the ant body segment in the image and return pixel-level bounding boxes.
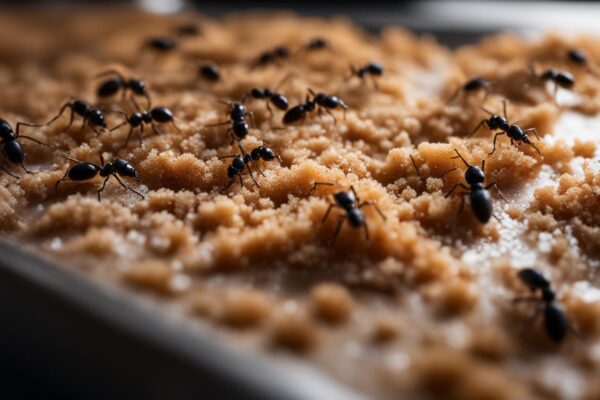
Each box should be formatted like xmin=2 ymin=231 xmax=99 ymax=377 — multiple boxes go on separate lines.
xmin=528 ymin=65 xmax=575 ymax=102
xmin=205 ymin=100 xmax=256 ymax=148
xmin=55 ymin=154 xmax=144 ymax=201
xmin=110 ymin=104 xmax=180 ymax=148
xmin=443 ymin=149 xmax=507 ymax=224
xmin=515 ymin=268 xmax=574 ymax=343
xmin=0 ymin=118 xmax=51 ymax=177
xmin=251 ymin=45 xmax=290 ymax=69
xmin=349 ymin=62 xmax=384 ymax=89
xmin=283 ymin=89 xmax=347 ymax=125
xmin=309 ymin=182 xmax=386 ymax=245
xmin=446 ymin=77 xmax=492 ymax=103
xmin=95 ymin=70 xmax=151 ymax=107
xmin=467 ymin=100 xmax=541 ymax=156
xmin=199 ymin=63 xmax=220 ymax=82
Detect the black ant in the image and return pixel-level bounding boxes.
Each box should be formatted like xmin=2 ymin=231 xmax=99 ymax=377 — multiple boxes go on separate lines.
xmin=309 ymin=182 xmax=386 ymax=245
xmin=55 ymin=154 xmax=144 ymax=202
xmin=219 ymin=145 xmax=280 ymax=192
xmin=0 ymin=118 xmax=51 ymax=177
xmin=283 ymin=89 xmax=348 ymax=125
xmin=528 ymin=65 xmax=575 ymax=102
xmin=251 ymin=45 xmax=290 ymax=69
xmin=467 ymin=100 xmax=541 ymax=156
xmin=567 ymin=48 xmax=598 ymax=76
xmin=443 ymin=149 xmax=507 ymax=224
xmin=245 ymin=74 xmax=294 ymax=117
xmin=514 ymin=267 xmax=574 ymax=343
xmin=95 ymin=70 xmax=151 ymax=107
xmin=110 ymin=104 xmax=180 ymax=148
xmin=199 ymin=63 xmax=220 ymax=82
xmin=349 ymin=62 xmax=384 ymax=89
xmin=205 ymin=100 xmax=256 ymax=148
xmin=29 ymin=99 xmax=111 ymax=136
xmin=144 ymin=36 xmax=177 ymax=53
xmin=446 ymin=77 xmax=493 ymax=103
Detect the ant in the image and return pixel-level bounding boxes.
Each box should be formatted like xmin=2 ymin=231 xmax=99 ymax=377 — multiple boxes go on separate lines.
xmin=443 ymin=149 xmax=507 ymax=224
xmin=219 ymin=145 xmax=279 ymax=192
xmin=514 ymin=267 xmax=574 ymax=343
xmin=566 ymin=48 xmax=598 ymax=76
xmin=528 ymin=65 xmax=575 ymax=102
xmin=205 ymin=100 xmax=256 ymax=148
xmin=283 ymin=89 xmax=348 ymax=125
xmin=95 ymin=69 xmax=151 ymax=107
xmin=309 ymin=182 xmax=386 ymax=245
xmin=110 ymin=104 xmax=180 ymax=148
xmin=251 ymin=45 xmax=290 ymax=69
xmin=29 ymin=99 xmax=111 ymax=136
xmin=55 ymin=153 xmax=144 ymax=202
xmin=296 ymin=37 xmax=332 ymax=55
xmin=0 ymin=118 xmax=51 ymax=177
xmin=144 ymin=36 xmax=177 ymax=53
xmin=245 ymin=74 xmax=294 ymax=117
xmin=199 ymin=63 xmax=220 ymax=82
xmin=349 ymin=62 xmax=384 ymax=89
xmin=446 ymin=77 xmax=493 ymax=103
xmin=467 ymin=100 xmax=541 ymax=156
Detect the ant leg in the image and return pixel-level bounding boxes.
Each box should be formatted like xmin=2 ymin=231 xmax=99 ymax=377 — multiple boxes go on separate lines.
xmin=502 ymin=99 xmax=509 ymax=120
xmin=488 ymin=132 xmax=505 ymax=156
xmin=440 ymin=167 xmax=458 ymax=178
xmin=220 ymin=178 xmax=236 ymax=193
xmin=526 ymin=140 xmax=542 ymax=156
xmin=330 ymin=215 xmax=346 ymax=246
xmin=485 ymin=182 xmax=509 ymax=203
xmin=466 ymin=119 xmax=486 ymax=139
xmin=42 ymin=103 xmax=74 ymax=131
xmin=410 ymin=154 xmax=421 ymax=178
xmin=54 ymin=169 xmax=71 ymax=193
xmin=205 ymin=120 xmax=230 ymax=128
xmin=370 ymin=75 xmax=380 ymax=91
xmin=359 ymin=201 xmax=387 ymax=221
xmin=122 ymin=126 xmax=135 ymax=148
xmin=151 ymin=122 xmax=163 ymax=136
xmin=450 ymin=149 xmax=471 ymax=167
xmin=109 ymin=120 xmax=128 ymax=133
xmin=321 ymin=203 xmax=335 ymax=223
xmin=512 ymin=295 xmax=538 ymax=303
xmin=553 ymin=84 xmax=559 ymax=105
xmin=309 ymin=181 xmax=335 ymax=195
xmin=0 ymin=164 xmax=19 ymax=179
xmin=96 ymin=176 xmax=110 ymax=201
xmin=266 ymin=101 xmax=274 ymax=119
xmin=19 ymin=163 xmax=33 ymax=174
xmin=246 ymin=111 xmax=257 ymax=128
xmin=245 ymin=164 xmax=260 ymax=188
xmin=325 ymin=109 xmax=337 ymax=125
xmin=349 ymin=185 xmax=361 ymax=204
xmin=170 ymin=121 xmax=181 ymax=133
xmin=17 ymin=135 xmax=51 ymax=148
xmin=363 ymin=221 xmax=370 ymax=241
xmin=139 ymin=125 xmax=145 ymax=147
xmin=458 ymin=194 xmax=466 ymax=213
xmin=445 ymin=87 xmax=461 ymax=104
xmin=113 ymin=174 xmax=145 ymax=199
xmin=522 ymin=127 xmax=540 ymax=140
xmin=445 ymin=183 xmax=470 ymax=198
xmin=254 ymin=162 xmax=266 ymax=177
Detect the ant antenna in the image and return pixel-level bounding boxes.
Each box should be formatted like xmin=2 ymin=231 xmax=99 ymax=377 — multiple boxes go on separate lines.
xmin=450 ymin=149 xmax=471 ymax=167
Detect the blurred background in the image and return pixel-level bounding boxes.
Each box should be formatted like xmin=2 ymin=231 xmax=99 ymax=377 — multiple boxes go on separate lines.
xmin=0 ymin=1 xmax=599 ymax=399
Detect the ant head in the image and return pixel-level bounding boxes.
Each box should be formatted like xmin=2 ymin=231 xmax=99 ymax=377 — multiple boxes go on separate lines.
xmin=465 ymin=166 xmax=484 ymax=184
xmin=0 ymin=118 xmax=14 ymax=140
xmin=231 ymin=102 xmax=245 ymax=119
xmin=488 ymin=114 xmax=508 ymax=130
xmin=129 ymin=79 xmax=146 ymax=95
xmin=556 ymin=71 xmax=575 ymax=88
xmin=334 ymin=190 xmax=356 ymax=208
xmin=89 ymin=109 xmax=106 ymax=127
xmin=367 ymin=62 xmax=383 ymax=75
xmin=542 ymin=287 xmax=556 ymax=303
xmin=250 ymin=88 xmax=265 ymax=98
xmin=568 ymin=48 xmax=587 ymax=64
xmin=274 ymin=46 xmax=289 ymax=58
xmin=518 ymin=268 xmax=550 ymax=292
xmin=308 ymin=37 xmax=327 ymax=49
xmin=541 ymin=69 xmax=558 ymax=80
xmin=72 ymin=100 xmax=89 ymax=116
